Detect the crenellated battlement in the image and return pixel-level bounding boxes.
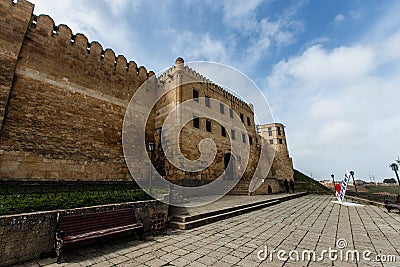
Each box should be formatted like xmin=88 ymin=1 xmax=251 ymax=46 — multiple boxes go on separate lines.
xmin=9 ymin=0 xmax=32 ymax=11
xmin=157 ymin=62 xmax=253 ymax=112
xmin=185 ymin=65 xmax=252 ymax=111
xmin=28 ymin=14 xmax=151 ymax=80
xmin=188 ymin=64 xmax=252 ymax=112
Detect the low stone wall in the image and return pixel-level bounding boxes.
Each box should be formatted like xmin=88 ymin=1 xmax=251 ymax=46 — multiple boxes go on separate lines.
xmin=344 ymin=196 xmax=386 ymax=208
xmin=0 ymin=210 xmax=56 ymax=267
xmin=0 ymin=200 xmax=168 ymax=266
xmin=346 ymin=191 xmax=398 ymax=204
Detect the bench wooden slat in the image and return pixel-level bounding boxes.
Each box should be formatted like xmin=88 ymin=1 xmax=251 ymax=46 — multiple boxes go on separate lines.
xmin=60 ymin=215 xmax=133 ymax=224
xmin=64 ymin=223 xmax=144 ymax=243
xmin=55 ymin=207 xmax=144 ymax=263
xmin=60 ymin=214 xmax=133 ymax=223
xmin=59 ymin=209 xmax=133 ymax=221
xmin=60 ymin=217 xmax=134 ymax=231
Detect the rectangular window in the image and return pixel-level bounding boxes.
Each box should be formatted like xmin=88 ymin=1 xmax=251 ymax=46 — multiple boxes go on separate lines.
xmin=240 ymin=113 xmax=244 ymax=123
xmin=279 ymin=138 xmax=283 ymax=144
xmin=193 ymin=116 xmax=200 ymax=129
xmin=268 ymin=127 xmax=272 ymax=136
xmin=229 ymin=108 xmax=233 ymax=118
xmin=193 ymin=89 xmax=199 ymax=102
xmin=231 ymin=129 xmax=235 ymax=140
xmin=221 ymin=126 xmax=226 ymax=137
xmin=277 ymin=127 xmax=281 ymax=135
xmin=220 ymin=103 xmax=224 ymax=114
xmin=205 ymin=95 xmax=210 ymax=107
xmin=242 ymin=133 xmax=246 ymax=143
xmin=247 ymin=117 xmax=251 ymax=126
xmin=249 ymin=136 xmax=253 ymax=145
xmin=206 ymin=120 xmax=212 ymax=132
xmin=269 ymin=139 xmax=274 ymax=144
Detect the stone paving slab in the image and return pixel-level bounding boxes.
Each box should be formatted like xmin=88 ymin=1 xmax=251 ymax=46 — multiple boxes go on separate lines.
xmin=14 ymin=195 xmax=400 ymax=267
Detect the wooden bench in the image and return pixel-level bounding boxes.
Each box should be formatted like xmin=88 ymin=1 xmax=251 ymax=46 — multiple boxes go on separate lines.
xmin=384 ymin=194 xmax=400 ymax=213
xmin=55 ymin=208 xmax=144 ymax=263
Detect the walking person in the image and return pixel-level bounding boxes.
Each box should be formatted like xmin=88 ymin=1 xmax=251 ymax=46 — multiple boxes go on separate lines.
xmin=284 ymin=179 xmax=289 ymax=193
xmin=290 ymin=179 xmax=294 ymax=193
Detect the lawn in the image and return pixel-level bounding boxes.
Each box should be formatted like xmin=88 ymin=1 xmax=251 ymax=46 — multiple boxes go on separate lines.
xmin=0 ymin=182 xmax=152 ymax=215
xmin=294 ymin=169 xmax=332 ymax=194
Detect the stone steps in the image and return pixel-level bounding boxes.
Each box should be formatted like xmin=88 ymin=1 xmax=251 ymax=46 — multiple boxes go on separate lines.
xmin=169 ymin=192 xmax=308 ymax=230
xmin=228 ymin=179 xmax=251 ymax=195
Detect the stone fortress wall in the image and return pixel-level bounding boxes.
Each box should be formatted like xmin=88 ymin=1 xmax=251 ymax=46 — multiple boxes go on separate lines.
xmin=0 ymin=0 xmax=294 ymax=193
xmin=0 ymin=0 xmax=153 ymax=181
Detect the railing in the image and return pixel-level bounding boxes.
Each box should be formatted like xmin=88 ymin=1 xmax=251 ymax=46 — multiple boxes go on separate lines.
xmin=0 ymin=181 xmax=150 ymax=215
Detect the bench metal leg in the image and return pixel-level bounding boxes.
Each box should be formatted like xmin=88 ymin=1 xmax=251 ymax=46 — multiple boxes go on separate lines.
xmin=138 ymin=228 xmax=145 ymax=241
xmin=55 ymin=236 xmax=64 ymax=264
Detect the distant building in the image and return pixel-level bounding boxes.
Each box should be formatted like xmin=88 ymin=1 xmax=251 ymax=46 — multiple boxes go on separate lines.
xmin=355 ymin=179 xmax=366 ymax=185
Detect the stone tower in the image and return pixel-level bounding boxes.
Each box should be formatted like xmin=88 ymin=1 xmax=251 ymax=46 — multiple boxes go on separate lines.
xmin=152 ymin=58 xmax=258 ymax=187
xmin=257 ymin=123 xmax=294 ymax=182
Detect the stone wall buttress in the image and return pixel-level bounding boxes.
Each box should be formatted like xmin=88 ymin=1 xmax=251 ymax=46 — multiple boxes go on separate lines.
xmin=0 ymin=0 xmax=34 ymax=131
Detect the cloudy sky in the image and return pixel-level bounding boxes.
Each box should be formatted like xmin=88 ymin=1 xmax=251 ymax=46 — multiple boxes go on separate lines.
xmin=29 ymin=0 xmax=400 ymax=182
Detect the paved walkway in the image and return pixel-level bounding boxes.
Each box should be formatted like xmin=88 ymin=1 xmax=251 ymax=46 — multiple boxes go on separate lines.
xmin=19 ymin=195 xmax=400 ymax=267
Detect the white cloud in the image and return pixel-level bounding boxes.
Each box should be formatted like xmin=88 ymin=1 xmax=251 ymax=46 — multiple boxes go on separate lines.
xmin=168 ymin=30 xmax=229 ymax=62
xmin=104 ymin=0 xmax=142 ymax=14
xmin=349 ymin=9 xmax=364 ymax=21
xmin=30 ymin=0 xmax=305 ymax=73
xmin=303 ymin=37 xmax=330 ymax=49
xmin=380 ymin=30 xmax=400 ymax=62
xmin=334 ymin=14 xmax=345 ymax=24
xmin=221 ymin=0 xmax=264 ymax=32
xmin=218 ymin=0 xmax=304 ymax=66
xmin=269 ymin=45 xmax=375 ymax=88
xmin=265 ymin=33 xmax=400 ymax=181
xmin=29 ymin=0 xmax=159 ymax=69
xmin=30 ymin=1 xmax=132 ymax=54
xmin=244 ymin=18 xmax=299 ymax=64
